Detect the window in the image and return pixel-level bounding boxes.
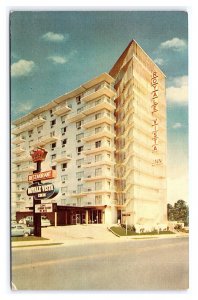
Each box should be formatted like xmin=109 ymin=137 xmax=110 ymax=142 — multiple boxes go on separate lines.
xmin=76 ymin=95 xmax=81 ymax=105
xmin=52 ymin=166 xmax=56 ymax=170
xmin=77 ymin=146 xmax=83 ymax=155
xmin=76 ymin=171 xmax=84 ymax=181
xmin=51 ymin=142 xmax=56 ymax=150
xmin=107 ymin=181 xmax=111 ymax=189
xmin=61 ymin=175 xmax=68 ymax=182
xmin=62 ymin=139 xmax=67 ymax=147
xmin=61 ymin=115 xmax=67 ymax=124
xmin=95 ymin=113 xmax=101 ymax=120
xmin=61 ymin=187 xmax=68 ymax=195
xmin=76 ymin=158 xmax=84 ymax=168
xmin=50 ymin=109 xmax=53 ymax=117
xmin=95 ymin=127 xmax=101 ymax=134
xmin=95 ymin=154 xmax=102 ymax=162
xmin=61 ymin=126 xmax=67 ymax=135
xmin=95 ymin=168 xmax=102 ymax=176
xmin=28 ymin=130 xmax=33 ymax=137
xmin=95 ymin=195 xmax=102 ymax=205
xmin=37 ymin=125 xmax=43 ymax=133
xmin=95 ymin=181 xmax=102 ymax=190
xmin=50 ymin=131 xmax=55 ymax=137
xmin=51 ymin=119 xmax=56 ymax=127
xmin=95 ymin=140 xmax=101 ymax=148
xmin=76 ymin=133 xmax=84 ymax=142
xmin=77 ymin=184 xmax=83 ymax=193
xmin=51 ymin=154 xmax=56 ymax=160
xmin=76 ymin=121 xmax=82 ymax=129
xmin=61 ymin=163 xmax=67 ymax=170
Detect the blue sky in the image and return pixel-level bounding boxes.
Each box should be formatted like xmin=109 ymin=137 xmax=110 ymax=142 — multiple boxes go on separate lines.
xmin=10 ymin=11 xmax=188 ymax=204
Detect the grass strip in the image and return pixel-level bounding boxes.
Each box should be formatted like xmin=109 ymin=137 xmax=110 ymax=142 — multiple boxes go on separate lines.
xmin=12 ymin=243 xmax=63 ymax=248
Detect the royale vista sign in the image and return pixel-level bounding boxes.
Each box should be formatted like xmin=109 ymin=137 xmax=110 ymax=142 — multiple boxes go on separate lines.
xmin=27 ymin=182 xmax=59 ymax=200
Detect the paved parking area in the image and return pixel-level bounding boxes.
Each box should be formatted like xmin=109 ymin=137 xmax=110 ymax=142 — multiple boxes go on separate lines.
xmin=41 ymin=224 xmax=118 ymax=243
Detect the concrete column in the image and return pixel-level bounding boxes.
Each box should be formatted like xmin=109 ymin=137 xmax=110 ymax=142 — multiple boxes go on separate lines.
xmin=54 ymin=211 xmax=57 ymax=227
xmin=85 ymin=210 xmax=89 ymax=224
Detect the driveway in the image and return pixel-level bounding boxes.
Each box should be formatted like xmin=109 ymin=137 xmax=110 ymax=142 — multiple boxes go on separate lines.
xmin=41 ymin=224 xmax=118 ymax=243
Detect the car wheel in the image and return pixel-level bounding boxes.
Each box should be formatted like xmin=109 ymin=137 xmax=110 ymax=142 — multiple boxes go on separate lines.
xmin=24 ymin=232 xmax=29 ymax=237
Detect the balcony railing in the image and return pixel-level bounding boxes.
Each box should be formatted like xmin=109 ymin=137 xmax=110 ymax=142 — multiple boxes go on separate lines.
xmin=12 ymin=116 xmax=46 ymax=135
xmin=54 ymin=104 xmax=71 ymax=116
xmin=83 ymin=97 xmax=116 ymax=115
xmin=83 ymin=126 xmax=115 ymax=142
xmin=11 ymin=136 xmax=26 ymax=145
xmin=82 ymin=112 xmax=115 ymax=129
xmin=82 ymin=84 xmax=116 ymax=103
xmin=52 ymin=153 xmax=72 ymax=163
xmin=12 ymin=155 xmax=32 ymax=164
xmin=83 ymin=142 xmax=115 ymax=155
xmin=12 ymin=146 xmax=26 ymax=155
xmin=83 ymin=171 xmax=114 ymax=181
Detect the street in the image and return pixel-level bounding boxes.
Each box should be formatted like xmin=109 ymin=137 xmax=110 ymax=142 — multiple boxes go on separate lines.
xmin=11 ymin=236 xmax=189 ymax=290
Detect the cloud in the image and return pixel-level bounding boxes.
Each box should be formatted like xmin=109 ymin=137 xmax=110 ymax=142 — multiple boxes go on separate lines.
xmin=166 ymin=76 xmax=188 ymax=105
xmin=154 ymin=58 xmax=164 ymax=66
xmin=47 ymin=50 xmax=77 ymax=65
xmin=13 ymin=100 xmax=34 ymax=115
xmin=160 ymin=38 xmax=187 ymax=51
xmin=11 ymin=59 xmax=35 ymax=77
xmin=48 ymin=56 xmax=68 ymax=64
xmin=42 ymin=32 xmax=68 ymax=42
xmin=172 ymin=122 xmax=182 ymax=129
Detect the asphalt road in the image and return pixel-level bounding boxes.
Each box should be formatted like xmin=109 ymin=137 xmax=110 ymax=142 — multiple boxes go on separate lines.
xmin=11 ymin=237 xmax=188 ymax=290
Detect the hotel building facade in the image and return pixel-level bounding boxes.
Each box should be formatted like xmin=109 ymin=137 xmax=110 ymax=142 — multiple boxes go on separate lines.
xmin=11 ymin=40 xmax=167 ymax=226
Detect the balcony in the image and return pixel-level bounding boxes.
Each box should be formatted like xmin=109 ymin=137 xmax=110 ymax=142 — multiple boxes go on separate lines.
xmin=11 ymin=136 xmax=26 ymax=144
xmin=82 ymin=158 xmax=115 ymax=168
xmin=12 ymin=155 xmax=32 ymax=164
xmin=82 ymin=143 xmax=115 ymax=155
xmin=69 ymin=190 xmax=86 ymax=197
xmin=12 ymin=188 xmax=26 ymax=193
xmin=83 ymin=97 xmax=116 ymax=115
xmin=52 ymin=153 xmax=72 ymax=163
xmin=12 ymin=177 xmax=27 ymax=183
xmin=82 ymin=127 xmax=115 ymax=142
xmin=67 ymin=110 xmax=85 ymax=123
xmin=83 ymin=188 xmax=113 ymax=195
xmin=13 ymin=165 xmax=35 ymax=174
xmin=82 ymin=84 xmax=116 ymax=103
xmin=12 ymin=116 xmax=46 ymax=135
xmin=12 ymin=146 xmax=26 ymax=155
xmin=82 ymin=113 xmax=115 ymax=129
xmin=54 ymin=104 xmax=71 ymax=116
xmin=30 ymin=134 xmax=59 ymax=148
xmin=83 ymin=172 xmax=114 ymax=181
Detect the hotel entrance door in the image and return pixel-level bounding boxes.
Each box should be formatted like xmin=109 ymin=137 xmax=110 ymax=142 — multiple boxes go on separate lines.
xmin=89 ymin=209 xmax=102 ymax=224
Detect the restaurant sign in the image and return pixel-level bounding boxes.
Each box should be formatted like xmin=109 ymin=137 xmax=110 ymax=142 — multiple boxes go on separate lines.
xmin=35 ymin=203 xmax=53 ymax=213
xmin=28 ymin=170 xmax=57 ymax=182
xmin=27 ymin=182 xmax=59 ymax=200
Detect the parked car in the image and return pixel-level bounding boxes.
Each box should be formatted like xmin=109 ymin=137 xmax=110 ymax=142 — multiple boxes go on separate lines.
xmin=25 ymin=216 xmax=51 ymax=227
xmin=11 ymin=224 xmax=31 ymax=237
xmin=41 ymin=216 xmax=51 ymax=227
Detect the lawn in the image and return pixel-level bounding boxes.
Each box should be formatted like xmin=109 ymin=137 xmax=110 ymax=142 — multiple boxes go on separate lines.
xmin=110 ymin=226 xmax=175 ymax=236
xmin=11 ymin=236 xmax=49 ymax=242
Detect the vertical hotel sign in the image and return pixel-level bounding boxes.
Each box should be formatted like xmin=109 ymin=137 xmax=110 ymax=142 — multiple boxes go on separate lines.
xmin=151 ymin=71 xmax=162 ymax=165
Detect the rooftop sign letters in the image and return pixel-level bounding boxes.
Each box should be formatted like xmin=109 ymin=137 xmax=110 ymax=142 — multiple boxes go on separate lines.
xmin=151 ymin=71 xmax=163 ymax=166
xmin=28 ymin=170 xmax=57 ymax=182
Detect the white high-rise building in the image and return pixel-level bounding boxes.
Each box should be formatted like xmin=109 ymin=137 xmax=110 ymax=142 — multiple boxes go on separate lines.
xmin=11 ymin=40 xmax=167 ymax=226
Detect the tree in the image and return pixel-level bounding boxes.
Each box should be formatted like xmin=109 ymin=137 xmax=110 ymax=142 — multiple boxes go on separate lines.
xmin=167 ymin=199 xmax=189 ymax=226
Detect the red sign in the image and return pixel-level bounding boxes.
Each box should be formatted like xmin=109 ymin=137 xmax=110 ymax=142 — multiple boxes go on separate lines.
xmin=28 ymin=170 xmax=57 ymax=182
xmin=30 ymin=148 xmax=48 ymax=163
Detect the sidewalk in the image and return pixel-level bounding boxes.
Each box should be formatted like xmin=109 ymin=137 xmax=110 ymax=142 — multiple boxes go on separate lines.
xmin=11 ymin=224 xmax=189 ymax=249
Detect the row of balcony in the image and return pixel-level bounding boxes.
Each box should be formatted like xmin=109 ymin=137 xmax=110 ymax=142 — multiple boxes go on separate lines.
xmin=12 ymin=116 xmax=46 ymax=135
xmin=83 ymin=142 xmax=115 ymax=155
xmin=67 ymin=97 xmax=116 ymax=123
xmin=81 ymin=83 xmax=116 ymax=103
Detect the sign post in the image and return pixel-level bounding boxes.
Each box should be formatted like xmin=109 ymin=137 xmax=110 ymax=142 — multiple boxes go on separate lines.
xmin=28 ymin=148 xmax=59 ymax=237
xmin=122 ymin=212 xmax=131 ymax=236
